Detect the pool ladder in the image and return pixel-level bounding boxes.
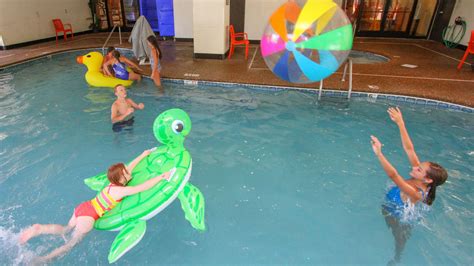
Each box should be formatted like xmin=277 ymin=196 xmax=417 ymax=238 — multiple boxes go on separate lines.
xmin=318 ymin=58 xmax=353 ymax=101
xmin=318 ymin=17 xmax=356 ymax=101
xmin=102 ymin=24 xmax=122 ymax=55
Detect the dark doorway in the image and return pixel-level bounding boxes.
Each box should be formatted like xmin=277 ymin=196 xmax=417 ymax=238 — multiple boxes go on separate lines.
xmin=230 ymin=0 xmax=245 ymax=33
xmin=343 ymin=0 xmax=439 ymax=38
xmin=429 ymin=0 xmax=456 ymax=42
xmin=356 ymin=0 xmax=418 ymax=37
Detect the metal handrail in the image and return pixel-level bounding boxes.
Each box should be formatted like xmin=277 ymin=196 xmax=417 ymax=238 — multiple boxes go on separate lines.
xmin=318 ymin=58 xmax=353 ymax=101
xmin=101 ymin=24 xmax=122 ymax=55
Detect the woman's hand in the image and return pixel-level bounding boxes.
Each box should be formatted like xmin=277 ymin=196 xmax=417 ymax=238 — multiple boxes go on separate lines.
xmin=371 ymin=135 xmax=383 ymax=155
xmin=163 ymin=168 xmax=176 ymax=181
xmin=387 ymin=107 xmax=404 ymax=126
xmin=142 ymin=147 xmax=156 ymax=157
xmin=138 ymin=103 xmax=145 ymax=110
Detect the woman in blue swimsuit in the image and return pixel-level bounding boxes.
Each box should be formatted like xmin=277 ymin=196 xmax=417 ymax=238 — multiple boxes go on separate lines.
xmin=105 ymin=51 xmax=142 ymax=82
xmin=371 ymin=107 xmax=448 ymax=264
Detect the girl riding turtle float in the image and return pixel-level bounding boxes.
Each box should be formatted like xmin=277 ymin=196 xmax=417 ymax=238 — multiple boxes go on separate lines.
xmin=19 ymin=149 xmax=174 ymax=263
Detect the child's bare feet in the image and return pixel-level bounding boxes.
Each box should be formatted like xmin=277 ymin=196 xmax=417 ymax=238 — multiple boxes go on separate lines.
xmin=19 ymin=224 xmax=41 ymax=244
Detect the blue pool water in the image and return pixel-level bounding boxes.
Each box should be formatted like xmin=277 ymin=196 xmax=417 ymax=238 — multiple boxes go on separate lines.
xmin=0 ymin=50 xmax=473 ymax=265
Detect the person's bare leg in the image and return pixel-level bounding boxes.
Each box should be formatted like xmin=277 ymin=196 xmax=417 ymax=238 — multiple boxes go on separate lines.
xmin=20 ymin=213 xmax=76 ymax=244
xmin=152 ymin=70 xmax=161 ymax=87
xmin=129 ymin=71 xmax=142 ymax=82
xmin=34 ymin=216 xmax=94 ymax=263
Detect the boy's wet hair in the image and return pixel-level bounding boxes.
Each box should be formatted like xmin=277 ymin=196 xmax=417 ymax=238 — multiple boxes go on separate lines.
xmin=107 ymin=47 xmax=115 ymax=54
xmin=114 ymin=84 xmax=124 ymax=93
xmin=107 ymin=163 xmax=128 ymax=186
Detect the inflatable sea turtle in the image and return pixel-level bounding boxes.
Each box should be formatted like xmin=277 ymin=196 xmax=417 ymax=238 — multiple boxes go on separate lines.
xmin=84 ymin=108 xmax=205 ymax=263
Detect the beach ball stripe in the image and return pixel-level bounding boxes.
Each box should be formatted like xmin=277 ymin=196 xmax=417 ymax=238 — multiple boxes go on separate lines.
xmin=295 ymin=24 xmax=353 ymax=51
xmin=273 ymin=51 xmax=291 ymax=81
xmin=269 ymin=4 xmax=289 ymax=42
xmin=261 ymin=34 xmax=286 ymax=57
xmin=292 ymin=0 xmax=337 ymax=41
xmin=261 ymin=0 xmax=353 ymax=83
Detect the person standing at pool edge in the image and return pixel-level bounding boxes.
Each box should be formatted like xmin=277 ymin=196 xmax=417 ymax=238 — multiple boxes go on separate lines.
xmin=111 ymin=84 xmax=144 ymax=131
xmin=19 ymin=149 xmax=175 ymax=263
xmin=147 ymin=35 xmax=163 ymax=88
xmin=371 ymin=107 xmax=448 ymax=263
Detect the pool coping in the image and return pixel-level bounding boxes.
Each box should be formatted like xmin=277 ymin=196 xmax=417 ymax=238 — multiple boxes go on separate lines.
xmin=162 ymin=78 xmax=473 ymax=113
xmin=1 ymin=48 xmax=473 ymax=114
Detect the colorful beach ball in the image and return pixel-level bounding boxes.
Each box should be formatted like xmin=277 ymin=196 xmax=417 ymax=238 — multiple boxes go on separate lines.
xmin=261 ymin=0 xmax=353 ymax=83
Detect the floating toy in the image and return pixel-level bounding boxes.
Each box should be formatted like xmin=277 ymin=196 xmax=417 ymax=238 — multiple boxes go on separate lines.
xmin=76 ymin=51 xmax=133 ymax=88
xmin=84 ymin=108 xmax=205 ymax=263
xmin=261 ymin=0 xmax=353 ymax=83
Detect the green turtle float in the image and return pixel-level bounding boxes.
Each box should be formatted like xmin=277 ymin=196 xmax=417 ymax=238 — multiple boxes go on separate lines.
xmin=84 ymin=108 xmax=205 ymax=263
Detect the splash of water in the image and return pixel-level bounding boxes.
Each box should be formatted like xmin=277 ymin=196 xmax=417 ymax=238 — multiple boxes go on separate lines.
xmin=399 ymin=199 xmax=431 ymax=224
xmin=0 ymin=205 xmax=36 ymax=265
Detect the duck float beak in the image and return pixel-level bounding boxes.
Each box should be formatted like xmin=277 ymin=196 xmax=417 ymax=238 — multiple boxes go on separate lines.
xmin=76 ymin=56 xmax=83 ymax=64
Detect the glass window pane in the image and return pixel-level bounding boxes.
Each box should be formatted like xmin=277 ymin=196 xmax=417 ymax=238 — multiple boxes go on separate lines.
xmin=108 ymin=0 xmax=124 ymax=27
xmin=410 ymin=0 xmax=437 ymax=36
xmin=359 ymin=0 xmax=386 ymax=31
xmin=123 ymin=0 xmax=139 ymax=28
xmin=384 ymin=0 xmax=415 ymax=32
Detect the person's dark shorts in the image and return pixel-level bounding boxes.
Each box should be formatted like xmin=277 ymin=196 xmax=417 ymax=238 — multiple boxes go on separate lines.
xmin=112 ymin=117 xmax=135 ymax=132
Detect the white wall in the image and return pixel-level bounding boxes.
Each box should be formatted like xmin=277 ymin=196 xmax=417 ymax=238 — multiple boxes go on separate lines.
xmin=173 ymin=0 xmax=193 ymax=38
xmin=448 ymin=0 xmax=473 ymax=46
xmin=244 ymin=0 xmax=343 ymax=41
xmin=244 ymin=0 xmax=285 ymax=40
xmin=193 ymin=0 xmax=229 ymax=54
xmin=0 ymin=0 xmax=91 ymax=46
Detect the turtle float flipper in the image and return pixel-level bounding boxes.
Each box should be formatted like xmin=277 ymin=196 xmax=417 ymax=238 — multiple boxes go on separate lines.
xmin=84 ymin=173 xmax=109 ymax=191
xmin=178 ymin=183 xmax=206 ymax=231
xmin=108 ymin=220 xmax=147 ymax=263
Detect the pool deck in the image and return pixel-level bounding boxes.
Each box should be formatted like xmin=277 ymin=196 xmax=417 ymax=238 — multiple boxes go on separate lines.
xmin=1 ymin=32 xmax=473 ymax=107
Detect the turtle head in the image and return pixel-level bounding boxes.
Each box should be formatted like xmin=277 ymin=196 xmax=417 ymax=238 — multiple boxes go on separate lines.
xmin=153 ymin=109 xmax=191 ymax=150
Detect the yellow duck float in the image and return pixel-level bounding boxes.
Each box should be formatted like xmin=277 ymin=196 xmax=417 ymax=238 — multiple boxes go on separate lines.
xmin=76 ymin=51 xmax=133 ymax=88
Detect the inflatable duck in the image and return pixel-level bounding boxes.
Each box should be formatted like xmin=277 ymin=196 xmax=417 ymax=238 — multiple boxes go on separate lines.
xmin=76 ymin=51 xmax=133 ymax=88
xmin=84 ymin=109 xmax=205 ymax=263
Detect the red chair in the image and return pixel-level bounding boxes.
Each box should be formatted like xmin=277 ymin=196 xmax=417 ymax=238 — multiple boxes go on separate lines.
xmin=52 ymin=19 xmax=73 ymax=44
xmin=457 ymin=30 xmax=474 ymax=70
xmin=228 ymin=25 xmax=249 ymax=59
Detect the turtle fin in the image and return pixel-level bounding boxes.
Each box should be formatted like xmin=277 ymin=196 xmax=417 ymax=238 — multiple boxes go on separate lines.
xmin=178 ymin=183 xmax=206 ymax=231
xmin=84 ymin=173 xmax=108 ymax=191
xmin=108 ymin=220 xmax=147 ymax=264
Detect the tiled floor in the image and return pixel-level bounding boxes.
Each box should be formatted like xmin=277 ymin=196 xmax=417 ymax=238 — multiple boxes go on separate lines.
xmin=1 ymin=32 xmax=473 ymax=107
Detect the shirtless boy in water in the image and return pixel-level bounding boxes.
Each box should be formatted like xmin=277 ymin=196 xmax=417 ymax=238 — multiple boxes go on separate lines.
xmin=111 ymin=84 xmax=144 ymax=124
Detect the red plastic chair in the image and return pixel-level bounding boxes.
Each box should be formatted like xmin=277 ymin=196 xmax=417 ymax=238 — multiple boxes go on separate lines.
xmin=457 ymin=30 xmax=474 ymax=70
xmin=52 ymin=19 xmax=73 ymax=44
xmin=228 ymin=25 xmax=249 ymax=59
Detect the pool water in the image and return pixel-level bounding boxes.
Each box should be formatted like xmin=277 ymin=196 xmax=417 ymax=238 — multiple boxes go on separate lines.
xmin=0 ymin=50 xmax=473 ymax=265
